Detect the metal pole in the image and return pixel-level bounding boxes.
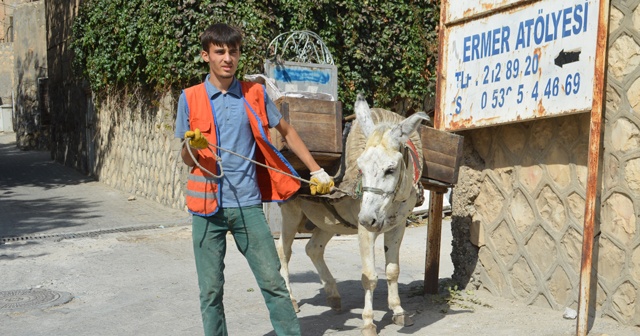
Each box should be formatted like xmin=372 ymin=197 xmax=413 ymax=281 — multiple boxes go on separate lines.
xmin=576 ymin=1 xmax=610 ymax=335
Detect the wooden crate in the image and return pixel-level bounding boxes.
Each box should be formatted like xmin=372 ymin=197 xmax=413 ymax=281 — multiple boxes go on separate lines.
xmin=419 ymin=125 xmax=464 ymax=186
xmin=272 ymin=97 xmax=343 ymax=153
xmin=270 ymin=97 xmax=343 ymax=173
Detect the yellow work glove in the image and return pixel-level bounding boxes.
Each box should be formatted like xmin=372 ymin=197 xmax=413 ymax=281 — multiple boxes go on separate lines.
xmin=310 ymin=168 xmax=334 ymax=195
xmin=184 ymin=129 xmax=208 ymax=149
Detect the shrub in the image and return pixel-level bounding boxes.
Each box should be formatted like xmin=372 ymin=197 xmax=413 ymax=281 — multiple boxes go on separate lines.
xmin=71 ymin=0 xmax=439 ymax=114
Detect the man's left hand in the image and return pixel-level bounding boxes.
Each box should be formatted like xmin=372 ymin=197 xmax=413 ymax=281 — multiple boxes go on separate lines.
xmin=310 ymin=168 xmax=334 ymax=195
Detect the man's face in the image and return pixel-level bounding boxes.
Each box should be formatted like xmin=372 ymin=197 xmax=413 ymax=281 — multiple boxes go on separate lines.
xmin=201 ymin=43 xmax=240 ymax=79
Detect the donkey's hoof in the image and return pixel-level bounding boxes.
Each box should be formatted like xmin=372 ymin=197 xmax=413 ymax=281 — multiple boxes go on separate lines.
xmin=327 ymin=296 xmax=342 ymax=311
xmin=291 ymin=299 xmax=300 ymax=313
xmin=392 ymin=312 xmax=414 ymax=327
xmin=360 ymin=325 xmax=378 ymax=336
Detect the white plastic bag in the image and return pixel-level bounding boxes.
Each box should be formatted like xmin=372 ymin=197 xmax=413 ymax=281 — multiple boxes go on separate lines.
xmin=244 ymin=74 xmax=283 ymax=101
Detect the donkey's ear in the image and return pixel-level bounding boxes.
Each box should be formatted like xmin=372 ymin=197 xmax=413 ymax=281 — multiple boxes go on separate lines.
xmin=354 ymin=94 xmax=376 ymax=137
xmin=388 ymin=112 xmax=430 ymax=149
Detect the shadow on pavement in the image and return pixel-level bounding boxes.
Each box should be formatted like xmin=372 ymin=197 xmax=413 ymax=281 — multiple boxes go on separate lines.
xmin=0 ymin=139 xmax=94 ymax=190
xmin=0 ymin=134 xmax=104 ymax=239
xmin=0 ymin=132 xmax=189 ymax=240
xmin=0 ymin=195 xmax=102 ymax=238
xmin=263 ymin=279 xmax=448 ymax=336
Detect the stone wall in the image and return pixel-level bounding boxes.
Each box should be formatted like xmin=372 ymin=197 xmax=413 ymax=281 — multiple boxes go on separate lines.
xmin=452 ymin=0 xmax=640 ymax=325
xmin=91 ymin=91 xmax=188 ymax=210
xmin=451 ymin=113 xmax=591 ymax=306
xmin=13 ymin=1 xmax=47 ymax=149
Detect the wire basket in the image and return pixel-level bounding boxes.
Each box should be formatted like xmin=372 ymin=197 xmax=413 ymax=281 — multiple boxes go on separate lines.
xmin=266 ymin=31 xmax=334 ymax=65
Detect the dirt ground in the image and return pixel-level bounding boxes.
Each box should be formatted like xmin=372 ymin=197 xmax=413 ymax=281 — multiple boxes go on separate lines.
xmin=2 ymin=222 xmax=639 ymax=336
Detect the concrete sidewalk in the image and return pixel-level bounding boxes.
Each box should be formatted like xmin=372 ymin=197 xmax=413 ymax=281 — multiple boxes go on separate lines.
xmin=1 ymin=131 xmax=638 ymax=336
xmin=0 ymin=132 xmax=190 ymax=240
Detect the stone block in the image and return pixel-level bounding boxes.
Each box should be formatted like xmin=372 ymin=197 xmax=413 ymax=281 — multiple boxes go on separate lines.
xmin=597 ymin=237 xmax=626 ymax=287
xmin=474 ymin=178 xmax=504 ymax=224
xmin=611 ymin=282 xmax=638 ymax=322
xmin=611 ymin=118 xmax=640 ymax=152
xmin=511 ymin=257 xmax=536 ymax=300
xmin=511 ymin=190 xmax=535 ymax=235
xmin=526 ymin=227 xmax=557 ymax=275
xmin=490 ymin=221 xmax=518 ymax=265
xmin=602 ymin=193 xmax=636 ymax=245
xmin=548 ymin=266 xmax=572 ymax=308
xmin=535 ymin=186 xmax=566 ymax=233
xmin=609 ymin=34 xmax=640 ymax=81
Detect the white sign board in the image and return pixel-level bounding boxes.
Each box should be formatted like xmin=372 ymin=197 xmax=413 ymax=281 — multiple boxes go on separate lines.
xmin=444 ymin=0 xmax=528 ymax=24
xmin=438 ymin=0 xmax=600 ymax=131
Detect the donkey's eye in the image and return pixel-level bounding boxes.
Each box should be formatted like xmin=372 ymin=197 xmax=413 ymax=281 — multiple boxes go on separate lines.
xmin=384 ymin=168 xmax=395 ymax=176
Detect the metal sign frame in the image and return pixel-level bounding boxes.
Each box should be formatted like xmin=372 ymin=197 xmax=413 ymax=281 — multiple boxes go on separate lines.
xmin=435 ymin=0 xmax=603 ymax=131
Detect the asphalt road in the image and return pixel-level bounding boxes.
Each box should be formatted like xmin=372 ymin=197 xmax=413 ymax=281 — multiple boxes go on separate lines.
xmin=1 ymin=131 xmax=638 ymax=336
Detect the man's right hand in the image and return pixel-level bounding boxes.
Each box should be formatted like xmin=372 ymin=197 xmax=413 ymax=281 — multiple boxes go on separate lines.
xmin=184 ymin=129 xmax=208 ymax=149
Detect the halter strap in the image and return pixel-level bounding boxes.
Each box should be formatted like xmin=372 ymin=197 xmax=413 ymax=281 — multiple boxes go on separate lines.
xmin=360 ymin=146 xmax=409 ymax=201
xmin=404 ymin=139 xmax=421 ymax=183
xmin=360 ymin=186 xmax=396 ymax=197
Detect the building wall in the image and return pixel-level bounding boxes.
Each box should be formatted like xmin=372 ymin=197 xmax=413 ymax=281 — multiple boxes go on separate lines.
xmin=46 ymin=0 xmax=88 ymax=169
xmin=13 ymin=0 xmax=46 ymax=149
xmin=452 ymin=0 xmax=640 ymax=325
xmin=0 ymin=42 xmax=13 ymax=104
xmin=0 ymin=0 xmax=31 ymax=42
xmin=0 ymin=0 xmax=38 ymax=127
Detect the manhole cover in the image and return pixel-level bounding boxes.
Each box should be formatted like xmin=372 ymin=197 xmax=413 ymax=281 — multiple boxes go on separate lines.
xmin=0 ymin=289 xmax=73 ymax=312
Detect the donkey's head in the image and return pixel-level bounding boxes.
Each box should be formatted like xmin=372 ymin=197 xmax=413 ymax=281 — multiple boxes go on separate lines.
xmin=354 ymin=94 xmax=428 ymax=232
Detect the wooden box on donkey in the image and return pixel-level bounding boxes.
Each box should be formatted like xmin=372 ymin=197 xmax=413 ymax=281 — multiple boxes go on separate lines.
xmin=270 ymin=96 xmax=343 ymax=175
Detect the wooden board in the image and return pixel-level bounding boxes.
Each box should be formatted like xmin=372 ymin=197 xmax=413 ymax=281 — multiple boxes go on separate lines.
xmin=419 ymin=125 xmax=464 ymax=185
xmin=271 ymin=97 xmax=343 ymax=154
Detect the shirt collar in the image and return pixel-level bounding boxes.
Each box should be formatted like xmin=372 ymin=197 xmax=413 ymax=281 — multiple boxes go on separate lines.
xmin=203 ymin=74 xmax=242 ymax=99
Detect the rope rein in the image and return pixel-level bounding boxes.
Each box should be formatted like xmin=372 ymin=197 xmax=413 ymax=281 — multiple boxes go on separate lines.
xmin=183 ymin=139 xmax=224 ymax=178
xmin=182 ymin=138 xmax=352 ymax=194
xmin=178 ymin=138 xmax=420 ymax=202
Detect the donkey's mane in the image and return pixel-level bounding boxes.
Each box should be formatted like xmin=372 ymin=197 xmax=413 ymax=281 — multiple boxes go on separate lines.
xmin=339 ymin=108 xmax=424 ymax=192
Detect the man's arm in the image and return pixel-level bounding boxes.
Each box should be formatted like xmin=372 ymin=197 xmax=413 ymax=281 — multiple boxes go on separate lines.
xmin=275 ymin=119 xmax=334 ymax=195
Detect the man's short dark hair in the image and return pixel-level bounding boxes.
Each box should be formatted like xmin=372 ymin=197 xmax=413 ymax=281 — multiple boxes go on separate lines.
xmin=200 ymin=23 xmax=243 ymax=52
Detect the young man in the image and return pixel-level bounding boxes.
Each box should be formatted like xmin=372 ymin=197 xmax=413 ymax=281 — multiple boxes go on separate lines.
xmin=174 ymin=23 xmax=334 ymax=336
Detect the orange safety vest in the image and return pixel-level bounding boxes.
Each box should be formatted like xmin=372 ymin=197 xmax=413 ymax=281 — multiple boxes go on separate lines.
xmin=183 ymin=81 xmax=300 ymax=216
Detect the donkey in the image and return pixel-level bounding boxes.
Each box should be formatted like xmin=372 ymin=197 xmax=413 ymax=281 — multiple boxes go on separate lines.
xmin=277 ymin=94 xmax=428 ymax=336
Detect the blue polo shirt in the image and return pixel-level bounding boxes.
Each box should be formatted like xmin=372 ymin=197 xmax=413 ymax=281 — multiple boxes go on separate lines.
xmin=175 ymin=76 xmax=283 ymax=209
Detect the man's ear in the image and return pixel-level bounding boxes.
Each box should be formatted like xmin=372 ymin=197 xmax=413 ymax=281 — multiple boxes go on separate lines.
xmin=201 ymin=50 xmax=209 ymax=62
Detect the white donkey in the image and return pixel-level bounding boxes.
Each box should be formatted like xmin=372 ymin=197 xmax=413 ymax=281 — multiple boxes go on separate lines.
xmin=277 ymin=94 xmax=428 ymax=336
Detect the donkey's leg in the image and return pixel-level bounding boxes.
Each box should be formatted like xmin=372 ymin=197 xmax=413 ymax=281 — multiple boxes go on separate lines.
xmin=384 ymin=224 xmax=413 ymax=326
xmin=358 ymin=226 xmax=379 ymax=336
xmin=305 ymin=228 xmax=341 ymax=311
xmin=277 ymin=200 xmax=306 ymax=313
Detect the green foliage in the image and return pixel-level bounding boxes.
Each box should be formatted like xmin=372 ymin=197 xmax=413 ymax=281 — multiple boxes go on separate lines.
xmin=72 ymin=0 xmax=439 ymax=113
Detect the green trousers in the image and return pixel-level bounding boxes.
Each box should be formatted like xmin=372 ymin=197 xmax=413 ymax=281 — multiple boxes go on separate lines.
xmin=191 ymin=205 xmax=301 ymax=336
